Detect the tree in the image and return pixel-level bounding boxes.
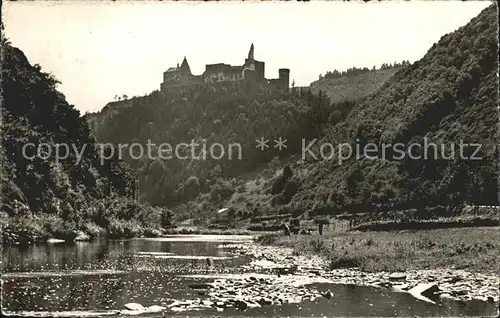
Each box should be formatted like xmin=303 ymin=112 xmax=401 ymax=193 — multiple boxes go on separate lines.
xmin=161 ymin=209 xmax=175 ymax=228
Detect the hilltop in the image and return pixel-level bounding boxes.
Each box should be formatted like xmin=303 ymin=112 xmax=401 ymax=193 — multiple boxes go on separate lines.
xmin=310 ymin=64 xmax=404 ymax=103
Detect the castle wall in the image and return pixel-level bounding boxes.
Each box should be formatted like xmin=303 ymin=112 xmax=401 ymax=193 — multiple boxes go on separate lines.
xmin=204 ymin=71 xmax=245 ymax=84
xmin=160 ymin=48 xmax=287 ymax=93
xmin=244 ymin=59 xmax=265 ymax=80
xmin=279 ymin=68 xmax=290 ymax=90
xmin=255 ymin=61 xmax=265 ymax=80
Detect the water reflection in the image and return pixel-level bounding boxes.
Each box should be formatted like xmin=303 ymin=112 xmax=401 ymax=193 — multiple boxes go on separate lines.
xmin=2 ymin=237 xmax=250 ymax=313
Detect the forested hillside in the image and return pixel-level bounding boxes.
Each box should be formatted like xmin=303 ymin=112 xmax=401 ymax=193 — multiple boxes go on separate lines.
xmin=0 ymin=41 xmax=170 ymax=243
xmin=176 ymin=4 xmax=498 ymax=223
xmin=85 ymin=5 xmax=497 ymax=225
xmin=86 ymin=84 xmax=338 ymax=209
xmin=85 ymin=53 xmax=403 ymax=214
xmin=256 ymin=4 xmax=499 ymax=219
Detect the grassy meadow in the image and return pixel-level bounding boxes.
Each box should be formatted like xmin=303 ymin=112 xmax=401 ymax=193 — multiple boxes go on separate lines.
xmin=258 ymin=227 xmax=500 ymax=274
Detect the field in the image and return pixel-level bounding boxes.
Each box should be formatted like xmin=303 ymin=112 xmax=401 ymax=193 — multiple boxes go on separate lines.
xmin=258 ymin=227 xmax=500 ymax=274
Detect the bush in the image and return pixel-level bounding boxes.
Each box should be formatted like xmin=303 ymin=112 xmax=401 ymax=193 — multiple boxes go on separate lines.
xmin=184 ymin=176 xmax=201 ymax=199
xmin=247 ymin=224 xmax=264 ymax=231
xmin=161 ymin=208 xmax=175 ymax=228
xmin=282 ymin=165 xmax=293 ymax=179
xmin=2 ymin=214 xmax=50 ymax=244
xmin=107 ymin=218 xmax=144 ymax=238
xmin=39 ymin=213 xmax=65 ymax=236
xmin=271 ymin=175 xmax=286 ymax=195
xmin=256 ymin=234 xmax=279 ymax=245
xmin=209 ymin=181 xmax=235 ymax=201
xmin=328 ymin=253 xmax=360 ymax=269
xmin=310 ymin=237 xmax=325 ymax=253
xmin=280 ymin=180 xmax=298 ymax=204
xmin=83 ymin=222 xmax=106 ymax=238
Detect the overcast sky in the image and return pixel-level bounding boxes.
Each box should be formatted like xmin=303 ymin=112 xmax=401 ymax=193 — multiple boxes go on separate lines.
xmin=3 ymin=1 xmax=491 ymax=113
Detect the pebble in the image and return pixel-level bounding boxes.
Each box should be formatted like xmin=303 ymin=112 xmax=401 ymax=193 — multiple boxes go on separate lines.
xmin=120 ymin=242 xmax=500 ymax=314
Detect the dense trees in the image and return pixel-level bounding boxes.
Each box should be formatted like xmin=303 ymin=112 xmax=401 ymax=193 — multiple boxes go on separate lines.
xmin=1 ymin=41 xmax=166 ymax=243
xmin=88 ymin=83 xmax=335 ymax=209
xmin=14 ymin=4 xmax=495 ymax=232
xmin=291 ymin=4 xmax=498 ymax=215
xmin=322 ymin=61 xmax=411 ymax=80
xmin=166 ymin=5 xmax=498 ymax=222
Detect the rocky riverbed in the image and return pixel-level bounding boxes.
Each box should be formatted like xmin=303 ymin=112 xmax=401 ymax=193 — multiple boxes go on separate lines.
xmin=117 ymin=240 xmax=498 ymax=315
xmin=226 ymin=242 xmax=499 ymax=304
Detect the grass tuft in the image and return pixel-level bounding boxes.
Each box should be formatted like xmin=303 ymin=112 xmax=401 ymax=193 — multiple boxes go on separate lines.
xmin=269 ymin=227 xmax=499 ymax=273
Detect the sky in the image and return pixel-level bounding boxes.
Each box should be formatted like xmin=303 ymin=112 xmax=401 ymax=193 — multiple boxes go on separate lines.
xmin=3 ymin=1 xmax=491 ymax=113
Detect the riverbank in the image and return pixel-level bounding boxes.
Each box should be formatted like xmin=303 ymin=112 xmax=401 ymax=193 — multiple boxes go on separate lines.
xmin=259 ymin=227 xmax=499 ymax=274
xmin=162 ymin=227 xmax=264 ymax=236
xmin=350 ymin=215 xmax=499 ymax=232
xmin=0 ymin=221 xmax=264 ymax=246
xmin=154 ymin=231 xmax=499 ymax=314
xmin=2 ymin=233 xmax=498 ymax=317
xmin=240 ymin=228 xmax=499 ymax=303
xmin=141 ymin=228 xmax=499 ymax=313
xmin=0 ymin=197 xmax=172 ymax=245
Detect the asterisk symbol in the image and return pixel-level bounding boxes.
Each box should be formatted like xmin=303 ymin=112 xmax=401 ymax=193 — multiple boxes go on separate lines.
xmin=255 ymin=137 xmax=269 ymax=151
xmin=274 ymin=137 xmax=287 ymax=151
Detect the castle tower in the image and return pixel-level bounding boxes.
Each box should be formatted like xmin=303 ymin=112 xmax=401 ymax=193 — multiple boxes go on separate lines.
xmin=278 ymin=68 xmax=290 ymax=90
xmin=248 ymin=43 xmax=254 ymax=60
xmin=180 ymin=57 xmax=192 ymax=75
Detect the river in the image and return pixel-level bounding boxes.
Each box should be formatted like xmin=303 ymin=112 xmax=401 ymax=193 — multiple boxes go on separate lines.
xmin=1 ymin=235 xmax=496 ymax=317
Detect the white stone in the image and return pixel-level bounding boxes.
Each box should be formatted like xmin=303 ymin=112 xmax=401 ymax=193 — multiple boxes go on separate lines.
xmin=146 ymin=305 xmax=166 ymax=312
xmin=408 ymin=283 xmax=439 ymax=304
xmin=389 ymin=272 xmax=407 ymax=280
xmin=123 ymin=303 xmax=145 ymax=311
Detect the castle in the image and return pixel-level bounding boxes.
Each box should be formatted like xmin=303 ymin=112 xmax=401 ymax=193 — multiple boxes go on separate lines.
xmin=86 ymin=44 xmax=289 ymax=139
xmin=160 ymin=44 xmax=290 ymax=92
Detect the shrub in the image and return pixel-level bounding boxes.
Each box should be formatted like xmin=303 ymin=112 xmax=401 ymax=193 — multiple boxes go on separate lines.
xmin=256 ymin=234 xmax=279 ymax=245
xmin=310 ymin=238 xmax=325 ymax=253
xmin=280 ymin=180 xmax=298 ymax=204
xmin=328 ymin=253 xmax=360 ymax=269
xmin=247 ymin=224 xmax=264 ymax=231
xmin=83 ymin=222 xmax=106 ymax=238
xmin=184 ymin=176 xmax=201 ymax=199
xmin=282 ymin=165 xmax=293 ymax=179
xmin=39 ymin=213 xmax=65 ymax=236
xmin=107 ymin=218 xmax=144 ymax=238
xmin=161 ymin=209 xmax=175 ymax=228
xmin=3 ymin=214 xmax=50 ymax=243
xmin=271 ymin=175 xmax=286 ymax=195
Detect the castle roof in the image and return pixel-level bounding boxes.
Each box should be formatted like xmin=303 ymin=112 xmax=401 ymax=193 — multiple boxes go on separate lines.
xmin=165 ymin=67 xmax=179 ymax=73
xmin=180 ymin=57 xmax=190 ymax=70
xmin=164 ymin=57 xmax=191 ymax=74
